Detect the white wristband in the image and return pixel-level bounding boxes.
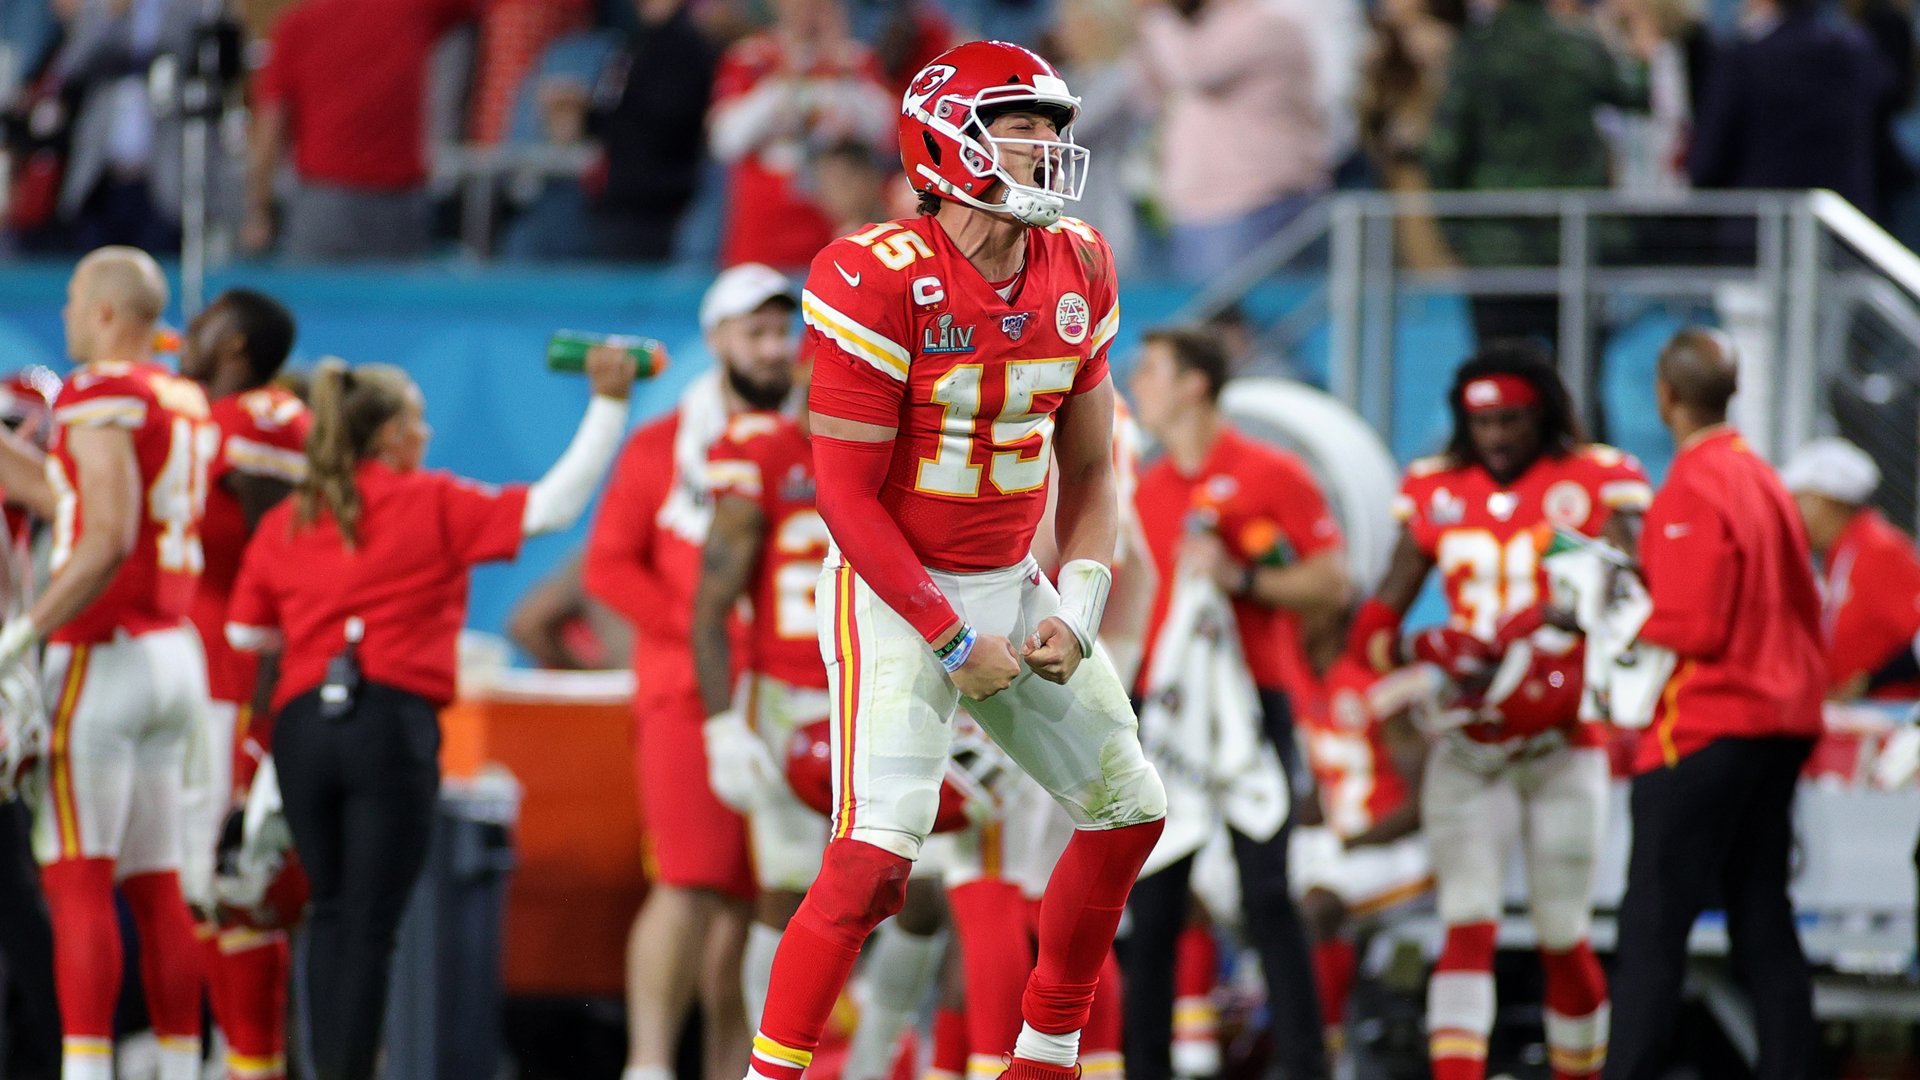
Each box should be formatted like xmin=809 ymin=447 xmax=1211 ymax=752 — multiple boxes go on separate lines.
xmin=1053 ymin=559 xmax=1112 ymax=659
xmin=0 ymin=614 xmax=36 ymax=668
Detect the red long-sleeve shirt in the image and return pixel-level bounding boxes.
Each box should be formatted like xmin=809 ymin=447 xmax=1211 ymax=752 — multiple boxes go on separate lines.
xmin=1636 ymin=426 xmax=1825 ymax=772
xmin=1821 ymin=508 xmax=1920 ymax=698
xmin=583 ymin=414 xmax=704 ymax=705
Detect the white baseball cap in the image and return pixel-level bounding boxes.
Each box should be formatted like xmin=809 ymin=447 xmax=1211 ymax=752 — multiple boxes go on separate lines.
xmin=1780 ymin=437 xmax=1881 ymax=505
xmin=699 ymin=263 xmax=797 ymax=334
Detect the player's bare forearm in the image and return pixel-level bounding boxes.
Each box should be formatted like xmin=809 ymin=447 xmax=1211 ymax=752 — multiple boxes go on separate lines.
xmin=245 ymin=105 xmax=285 ymax=222
xmin=1344 ymin=717 xmax=1426 ymax=848
xmin=1051 ymin=379 xmax=1120 ymax=568
xmin=692 ymin=496 xmax=764 ymax=717
xmin=1249 ymin=548 xmax=1351 ymax=617
xmin=506 ymin=565 xmax=592 ymax=670
xmin=1371 ymin=530 xmax=1434 ymax=616
xmin=0 ymin=428 xmax=55 ymax=520
xmin=30 ymin=428 xmax=137 ymax=634
xmin=1343 ymin=803 xmax=1421 ymax=848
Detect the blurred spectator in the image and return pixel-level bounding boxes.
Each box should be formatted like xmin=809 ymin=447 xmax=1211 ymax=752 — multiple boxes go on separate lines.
xmin=1426 ymin=0 xmax=1648 ymax=351
xmin=1051 ymin=0 xmax=1148 ymax=272
xmin=469 ymin=0 xmax=592 ymax=145
xmin=1137 ymin=0 xmax=1327 ymax=282
xmin=1779 ymin=438 xmax=1920 ymax=702
xmin=1270 ymin=0 xmax=1366 ymax=179
xmin=1846 ymin=0 xmax=1917 ymax=223
xmin=1204 ymin=302 xmax=1291 ymax=378
xmin=1688 ymin=0 xmax=1894 ymax=218
xmin=54 ymin=0 xmax=206 ymax=253
xmin=813 ymin=139 xmax=891 ymax=235
xmin=587 ymin=0 xmax=716 ymax=257
xmin=246 ymin=0 xmax=483 ymax=261
xmin=867 ymin=0 xmax=954 ymax=96
xmin=707 ymin=0 xmax=892 ymax=269
xmin=1356 ymin=0 xmax=1465 ymax=269
xmin=1597 ymin=0 xmax=1700 ymax=195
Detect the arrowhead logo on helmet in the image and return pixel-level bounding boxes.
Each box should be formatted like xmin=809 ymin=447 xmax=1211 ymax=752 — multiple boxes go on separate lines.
xmin=899 ymin=41 xmax=1089 ymax=228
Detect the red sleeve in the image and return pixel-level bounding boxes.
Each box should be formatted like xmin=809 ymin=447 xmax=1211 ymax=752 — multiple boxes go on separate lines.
xmin=1637 ymin=475 xmax=1740 ymax=659
xmin=252 ymin=6 xmax=303 ymax=108
xmin=583 ymin=430 xmax=671 ymax=627
xmin=228 ymin=518 xmax=281 ymax=632
xmin=1393 ymin=470 xmax=1438 ymax=557
xmin=1270 ymin=454 xmax=1342 ymax=561
xmin=214 ymin=392 xmax=311 ymax=489
xmin=706 ymin=422 xmax=771 ymax=506
xmin=433 ymin=473 xmax=529 ymax=566
xmin=814 ymin=434 xmax=959 ymax=643
xmin=711 ymin=39 xmax=769 ymax=105
xmin=1075 ymin=226 xmax=1120 ymax=394
xmin=801 ymin=237 xmax=912 ymax=427
xmin=1866 ymin=538 xmax=1920 ymax=640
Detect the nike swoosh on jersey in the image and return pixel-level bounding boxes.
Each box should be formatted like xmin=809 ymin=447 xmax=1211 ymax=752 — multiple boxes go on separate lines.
xmin=1664 ymin=523 xmax=1691 ymax=538
xmin=835 ymin=262 xmax=861 ymax=288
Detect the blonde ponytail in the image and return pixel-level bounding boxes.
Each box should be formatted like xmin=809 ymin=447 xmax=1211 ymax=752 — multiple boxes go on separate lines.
xmin=296 ymin=359 xmax=415 ymax=547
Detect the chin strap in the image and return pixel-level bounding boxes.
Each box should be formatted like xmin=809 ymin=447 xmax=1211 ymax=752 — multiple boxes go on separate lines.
xmin=919 ymin=167 xmax=1064 ymax=227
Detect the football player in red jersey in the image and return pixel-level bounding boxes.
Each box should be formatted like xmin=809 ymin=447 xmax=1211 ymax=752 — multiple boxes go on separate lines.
xmin=0 ymin=248 xmax=213 ymax=1080
xmin=585 ymin=264 xmax=802 ymax=1080
xmin=1290 ymin=611 xmax=1433 ymax=1066
xmin=747 ymin=40 xmax=1165 ymax=1080
xmin=1350 ymin=342 xmax=1651 ymax=1080
xmin=176 ymin=288 xmax=308 ymax=1080
xmin=695 ymin=403 xmax=946 ymax=1077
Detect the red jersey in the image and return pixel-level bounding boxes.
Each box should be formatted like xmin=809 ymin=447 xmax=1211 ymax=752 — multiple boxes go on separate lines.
xmin=1819 ymin=508 xmax=1920 ymax=698
xmin=230 ymin=461 xmax=527 ymax=711
xmin=706 ymin=413 xmax=830 ymax=690
xmin=190 ymin=387 xmax=311 ymax=704
xmin=584 ymin=409 xmax=712 ymax=705
xmin=48 ymin=361 xmax=214 ymax=644
xmin=1135 ymin=427 xmax=1343 ymax=695
xmin=1638 ymin=427 xmax=1826 ymax=772
xmin=1294 ymin=655 xmax=1412 ymax=841
xmin=1394 ymin=445 xmax=1652 ymax=641
xmin=804 ymin=215 xmax=1120 ymax=574
xmin=711 ymin=33 xmax=891 ymax=269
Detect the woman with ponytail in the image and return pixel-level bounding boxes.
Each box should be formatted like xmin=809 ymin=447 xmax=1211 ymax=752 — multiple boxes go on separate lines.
xmin=226 ymin=348 xmax=638 ymax=1080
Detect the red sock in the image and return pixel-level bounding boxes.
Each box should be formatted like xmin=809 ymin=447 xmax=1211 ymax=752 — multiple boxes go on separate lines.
xmin=1313 ymin=938 xmax=1359 ymax=1039
xmin=752 ymin=839 xmax=910 ymax=1080
xmin=1174 ymin=923 xmax=1216 ymax=1001
xmin=1428 ymin=921 xmax=1497 ymax=1080
xmin=927 ymin=1006 xmax=967 ymax=1080
xmin=120 ymin=871 xmax=204 ymax=1042
xmin=42 ymin=858 xmax=121 ymax=1055
xmin=211 ymin=930 xmax=290 ymax=1080
xmin=1022 ymin=818 xmax=1164 ymax=1038
xmin=1540 ymin=943 xmax=1608 ymax=1079
xmin=947 ymin=879 xmax=1031 ymax=1080
xmin=1171 ymin=920 xmax=1220 ymax=1072
xmin=1080 ymin=950 xmax=1124 ymax=1078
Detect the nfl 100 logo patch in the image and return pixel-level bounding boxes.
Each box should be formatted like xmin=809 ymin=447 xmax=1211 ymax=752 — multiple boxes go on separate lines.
xmin=1001 ymin=312 xmax=1033 ymax=340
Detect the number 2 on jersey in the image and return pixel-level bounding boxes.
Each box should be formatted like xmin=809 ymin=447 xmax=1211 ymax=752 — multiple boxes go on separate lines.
xmin=918 ymin=358 xmax=1079 ymax=498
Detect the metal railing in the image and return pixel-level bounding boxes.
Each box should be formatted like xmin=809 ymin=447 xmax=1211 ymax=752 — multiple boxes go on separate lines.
xmin=1175 ymin=189 xmax=1920 ymax=532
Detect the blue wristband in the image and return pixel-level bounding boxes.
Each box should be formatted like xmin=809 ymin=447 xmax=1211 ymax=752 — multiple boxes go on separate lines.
xmin=938 ymin=625 xmax=977 ymax=675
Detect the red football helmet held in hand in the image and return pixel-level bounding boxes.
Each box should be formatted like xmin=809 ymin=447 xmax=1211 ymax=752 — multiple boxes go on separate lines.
xmin=899 ymin=40 xmax=1087 ymax=227
xmin=1405 ymin=625 xmax=1498 ymax=684
xmin=1479 ymin=632 xmax=1585 ymax=739
xmin=786 ymin=720 xmax=979 ymax=833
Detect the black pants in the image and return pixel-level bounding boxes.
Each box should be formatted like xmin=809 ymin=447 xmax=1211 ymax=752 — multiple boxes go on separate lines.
xmin=1604 ymin=736 xmax=1816 ymax=1080
xmin=275 ymin=683 xmax=441 ymax=1080
xmin=0 ymin=797 xmax=58 ymax=1078
xmin=1123 ymin=689 xmax=1326 ymax=1080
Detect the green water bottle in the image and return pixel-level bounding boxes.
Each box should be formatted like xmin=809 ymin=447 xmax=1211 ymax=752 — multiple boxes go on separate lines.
xmin=547 ymin=330 xmax=669 ymax=376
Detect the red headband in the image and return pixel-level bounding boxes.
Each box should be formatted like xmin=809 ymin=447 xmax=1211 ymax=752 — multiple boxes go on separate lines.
xmin=1461 ymin=375 xmax=1539 ymax=413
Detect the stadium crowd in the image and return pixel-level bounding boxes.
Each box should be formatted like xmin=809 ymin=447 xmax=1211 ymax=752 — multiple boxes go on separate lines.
xmin=0 ymin=0 xmax=1917 ymax=270
xmin=0 ymin=3 xmax=1915 ymax=1080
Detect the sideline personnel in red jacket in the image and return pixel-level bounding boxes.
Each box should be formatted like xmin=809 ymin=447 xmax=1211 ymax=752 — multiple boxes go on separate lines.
xmin=1603 ymin=328 xmax=1824 ymax=1080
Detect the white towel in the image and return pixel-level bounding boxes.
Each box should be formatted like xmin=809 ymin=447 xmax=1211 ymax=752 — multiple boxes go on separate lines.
xmin=659 ymin=369 xmax=731 ymax=545
xmin=1137 ymin=573 xmax=1289 ymax=878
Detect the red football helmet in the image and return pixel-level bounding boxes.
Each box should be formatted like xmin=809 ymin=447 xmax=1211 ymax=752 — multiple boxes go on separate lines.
xmin=1481 ymin=632 xmax=1585 ymax=739
xmin=0 ymin=366 xmax=57 ymax=450
xmin=899 ymin=40 xmax=1087 ymax=227
xmin=786 ymin=720 xmax=977 ymax=833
